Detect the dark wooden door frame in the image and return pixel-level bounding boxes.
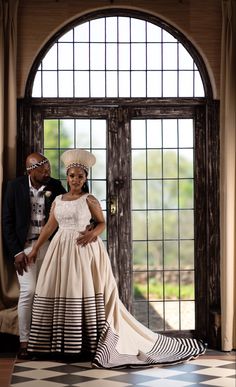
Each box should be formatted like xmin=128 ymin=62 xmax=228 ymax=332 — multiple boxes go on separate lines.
xmin=17 ymin=97 xmax=220 ymax=349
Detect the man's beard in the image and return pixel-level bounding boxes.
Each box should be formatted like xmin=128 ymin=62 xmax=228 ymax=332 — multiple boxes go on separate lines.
xmin=41 ymin=176 xmax=51 ymax=185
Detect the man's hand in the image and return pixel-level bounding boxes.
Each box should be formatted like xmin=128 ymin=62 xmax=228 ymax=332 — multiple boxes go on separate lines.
xmin=14 ymin=252 xmax=28 ymax=276
xmin=76 ymin=225 xmax=97 ymax=247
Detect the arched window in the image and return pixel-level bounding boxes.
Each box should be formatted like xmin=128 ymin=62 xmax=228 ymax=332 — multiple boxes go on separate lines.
xmin=31 ymin=16 xmax=205 ymax=99
xmin=18 ymin=9 xmax=219 ymax=347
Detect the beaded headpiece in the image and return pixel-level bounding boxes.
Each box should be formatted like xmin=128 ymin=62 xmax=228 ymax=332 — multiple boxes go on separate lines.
xmin=61 ymin=149 xmax=96 ymax=173
xmin=26 ymin=158 xmax=49 ymax=171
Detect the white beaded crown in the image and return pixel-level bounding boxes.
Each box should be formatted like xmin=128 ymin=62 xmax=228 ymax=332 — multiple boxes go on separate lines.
xmin=61 ymin=149 xmax=96 ymax=173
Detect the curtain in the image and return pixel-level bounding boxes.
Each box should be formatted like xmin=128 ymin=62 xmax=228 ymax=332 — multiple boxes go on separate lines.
xmin=0 ymin=0 xmax=19 ymax=335
xmin=220 ymin=0 xmax=236 ymax=351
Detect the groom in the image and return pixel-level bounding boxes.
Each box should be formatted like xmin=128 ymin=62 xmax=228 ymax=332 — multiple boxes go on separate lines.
xmin=2 ymin=152 xmax=66 ymax=359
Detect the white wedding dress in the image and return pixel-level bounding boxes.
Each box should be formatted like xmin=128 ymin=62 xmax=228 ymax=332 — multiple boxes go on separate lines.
xmin=28 ymin=193 xmax=206 ymax=368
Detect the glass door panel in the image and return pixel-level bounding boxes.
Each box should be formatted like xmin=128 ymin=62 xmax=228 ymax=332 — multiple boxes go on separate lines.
xmin=131 ymin=118 xmax=195 ymax=331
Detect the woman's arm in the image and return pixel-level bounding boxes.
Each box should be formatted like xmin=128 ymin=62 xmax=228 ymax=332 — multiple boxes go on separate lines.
xmin=27 ymin=202 xmax=58 ymax=263
xmin=77 ymin=195 xmax=105 ymax=246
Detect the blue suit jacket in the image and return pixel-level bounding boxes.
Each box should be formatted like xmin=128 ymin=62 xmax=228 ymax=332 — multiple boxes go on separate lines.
xmin=2 ymin=175 xmax=66 ymax=261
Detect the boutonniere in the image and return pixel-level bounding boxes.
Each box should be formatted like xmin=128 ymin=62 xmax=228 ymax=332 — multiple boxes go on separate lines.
xmin=44 ymin=190 xmax=52 ymax=198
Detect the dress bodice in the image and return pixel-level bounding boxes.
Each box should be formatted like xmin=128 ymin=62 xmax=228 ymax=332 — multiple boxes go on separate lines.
xmin=54 ymin=193 xmax=92 ymax=231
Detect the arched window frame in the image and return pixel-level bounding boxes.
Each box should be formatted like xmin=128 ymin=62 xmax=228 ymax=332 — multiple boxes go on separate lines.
xmin=17 ymin=8 xmax=220 ymax=349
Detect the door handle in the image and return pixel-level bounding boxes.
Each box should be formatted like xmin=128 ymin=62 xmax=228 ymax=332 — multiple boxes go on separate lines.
xmin=109 ymin=195 xmax=118 ymax=215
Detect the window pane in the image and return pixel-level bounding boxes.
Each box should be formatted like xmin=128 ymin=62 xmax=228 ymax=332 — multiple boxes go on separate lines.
xmin=163 ymin=180 xmax=178 ymax=209
xmin=181 ymin=301 xmax=195 ymax=329
xmin=42 ymin=71 xmax=57 ymax=97
xmin=148 ymin=241 xmax=163 ymax=270
xmin=131 ymin=18 xmax=146 ymax=42
xmin=74 ymin=23 xmax=89 ymax=42
xmin=147 ymin=120 xmax=162 ymax=148
xmin=179 ymin=71 xmax=194 ymax=97
xmin=148 ymin=180 xmax=162 ymax=209
xmin=90 ymin=18 xmax=105 ymax=42
xmin=74 ymin=43 xmax=89 ymax=70
xmin=106 ymin=17 xmax=117 ymax=42
xmin=179 ymin=210 xmax=194 ymax=238
xmin=75 ymin=119 xmax=90 ymax=148
xmin=179 ymin=179 xmax=193 ymax=208
xmin=147 ymin=149 xmax=162 ymax=179
xmin=44 ymin=120 xmax=58 ymax=148
xmin=90 ymin=43 xmax=105 ymax=70
xmin=58 ymin=43 xmax=73 ymax=70
xmin=163 ymin=71 xmax=177 ymax=97
xmin=132 ymin=180 xmax=147 ymax=209
xmin=133 ymin=241 xmax=147 ymax=269
xmin=42 ymin=45 xmax=57 ymax=70
xmin=75 ymin=71 xmax=89 ymax=97
xmin=149 ymin=271 xmax=163 ymax=301
xmin=163 ymin=150 xmax=178 ymax=178
xmin=179 ymin=44 xmax=194 ymax=69
xmin=58 ymin=71 xmax=73 ymax=97
xmin=133 ymin=272 xmax=148 ymax=299
xmin=119 ymin=71 xmax=130 ymax=97
xmin=106 ymin=71 xmax=118 ymax=97
xmin=164 ymin=210 xmax=178 ymax=239
xmin=91 ymin=71 xmax=105 ymax=97
xmin=147 ymin=23 xmax=162 ymax=42
xmin=147 ymin=43 xmax=162 ymax=70
xmin=195 ymin=71 xmax=205 ymax=97
xmin=164 ymin=241 xmax=179 ymax=269
xmin=178 ymin=119 xmax=193 ymax=147
xmin=179 ymin=149 xmax=193 ymax=178
xmin=148 ymin=211 xmax=162 ymax=239
xmin=132 ymin=211 xmax=147 ymax=240
xmin=163 ymin=120 xmax=177 ymax=148
xmin=106 ymin=43 xmax=118 ymax=70
xmin=163 ymin=43 xmax=177 ymax=69
xmin=118 ymin=17 xmax=130 ymax=42
xmin=131 ymin=71 xmax=146 ymax=97
xmin=131 ymin=120 xmax=146 ymax=148
xmin=91 ymin=120 xmax=106 ymax=148
xmin=60 ymin=119 xmax=74 ymax=148
xmin=165 ymin=301 xmax=180 ymax=330
xmin=119 ymin=44 xmax=130 ymax=70
xmin=147 ymin=71 xmax=162 ymax=97
xmin=131 ymin=43 xmax=146 ymax=70
xmin=92 ymin=150 xmax=106 ymax=179
xmin=32 ymin=72 xmax=41 ymax=97
xmin=132 ymin=150 xmax=146 ymax=179
xmin=180 ymin=240 xmax=194 ymax=269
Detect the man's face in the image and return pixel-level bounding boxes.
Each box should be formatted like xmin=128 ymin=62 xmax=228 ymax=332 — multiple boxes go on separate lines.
xmin=30 ymin=161 xmax=51 ymax=186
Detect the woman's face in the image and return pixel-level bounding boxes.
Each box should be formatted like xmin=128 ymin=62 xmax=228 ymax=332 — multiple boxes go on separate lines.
xmin=67 ymin=166 xmax=87 ymax=190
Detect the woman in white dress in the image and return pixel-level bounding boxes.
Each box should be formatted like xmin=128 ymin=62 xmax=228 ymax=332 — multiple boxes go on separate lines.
xmin=27 ymin=148 xmax=206 ymax=368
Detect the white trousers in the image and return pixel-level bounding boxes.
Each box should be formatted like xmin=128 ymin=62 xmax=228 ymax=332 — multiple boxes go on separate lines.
xmin=16 ymin=241 xmax=50 ymax=342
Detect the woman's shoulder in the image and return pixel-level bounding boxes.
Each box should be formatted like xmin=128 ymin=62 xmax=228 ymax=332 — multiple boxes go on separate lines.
xmin=86 ymin=194 xmax=101 ymax=208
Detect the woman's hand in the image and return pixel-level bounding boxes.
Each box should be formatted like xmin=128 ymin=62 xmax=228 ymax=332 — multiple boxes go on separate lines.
xmin=27 ymin=249 xmax=38 ymax=265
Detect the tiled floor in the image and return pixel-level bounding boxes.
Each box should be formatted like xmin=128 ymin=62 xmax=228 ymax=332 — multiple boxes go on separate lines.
xmin=3 ymin=350 xmax=235 ymax=387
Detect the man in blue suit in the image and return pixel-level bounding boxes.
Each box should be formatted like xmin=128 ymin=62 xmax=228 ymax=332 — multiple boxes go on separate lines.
xmin=2 ymin=152 xmax=66 ymax=359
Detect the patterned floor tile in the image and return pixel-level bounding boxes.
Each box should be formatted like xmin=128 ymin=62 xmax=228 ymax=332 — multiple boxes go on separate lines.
xmin=200 ymin=377 xmax=236 ymax=386
xmin=71 ymin=380 xmax=133 ymax=387
xmin=10 ymin=352 xmax=236 ymax=387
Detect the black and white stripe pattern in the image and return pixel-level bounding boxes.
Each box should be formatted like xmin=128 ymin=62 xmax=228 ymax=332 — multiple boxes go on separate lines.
xmin=28 ymin=293 xmax=106 ymax=353
xmin=93 ymin=324 xmax=206 ymax=368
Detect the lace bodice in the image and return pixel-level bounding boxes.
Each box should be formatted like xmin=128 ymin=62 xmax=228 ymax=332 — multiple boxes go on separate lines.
xmin=54 ymin=193 xmax=92 ymax=231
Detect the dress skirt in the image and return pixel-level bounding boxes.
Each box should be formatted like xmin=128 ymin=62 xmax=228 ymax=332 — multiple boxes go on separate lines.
xmin=28 ymin=194 xmax=206 ymax=368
